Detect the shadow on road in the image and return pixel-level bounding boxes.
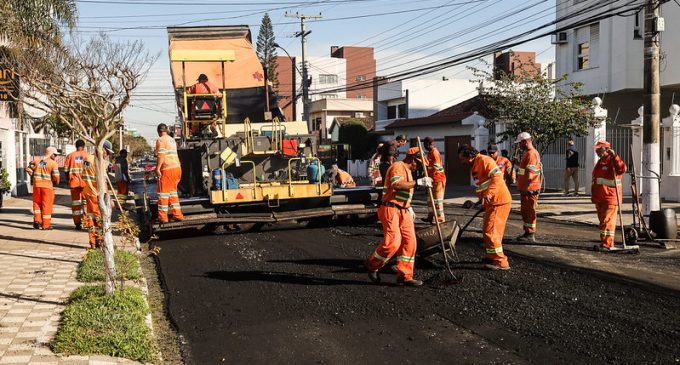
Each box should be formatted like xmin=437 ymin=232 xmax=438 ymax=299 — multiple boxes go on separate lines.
xmin=0 ymin=234 xmax=84 ymax=250
xmin=0 ymin=251 xmax=80 ymax=264
xmin=203 ymin=270 xmax=372 ymax=286
xmin=0 ymin=292 xmax=64 ymax=305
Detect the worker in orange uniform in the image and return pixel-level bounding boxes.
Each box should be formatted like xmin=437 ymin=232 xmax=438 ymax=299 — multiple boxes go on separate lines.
xmin=155 ymin=123 xmax=184 ymax=223
xmin=365 ymin=147 xmax=433 ymax=286
xmin=331 ymin=165 xmax=356 ymax=188
xmin=64 ymin=140 xmax=89 ymax=230
xmin=26 ymin=147 xmax=61 ymax=230
xmin=188 ymin=74 xmax=219 ymax=94
xmin=591 ymin=140 xmax=627 ymax=250
xmin=488 ymin=144 xmax=515 ymax=186
xmin=458 ymin=145 xmax=511 ymax=270
xmin=424 ymin=137 xmax=446 ymax=223
xmin=82 ymin=141 xmax=114 ymax=248
xmin=115 ymin=149 xmax=130 ymax=207
xmin=514 ymin=132 xmax=542 ymax=242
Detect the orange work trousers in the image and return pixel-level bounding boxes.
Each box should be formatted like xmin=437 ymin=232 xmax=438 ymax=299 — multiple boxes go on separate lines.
xmin=84 ymin=193 xmax=101 ymax=248
xmin=33 ymin=187 xmax=55 ymax=229
xmin=70 ymin=187 xmax=84 ymax=226
xmin=427 ymin=181 xmax=446 ymax=222
xmin=116 ymin=180 xmax=129 ymax=207
xmin=483 ymin=203 xmax=511 ymax=268
xmin=366 ymin=205 xmax=417 ymax=281
xmin=520 ymin=193 xmax=539 ymax=234
xmin=596 ymin=203 xmax=617 ymax=248
xmin=157 ymin=167 xmax=184 ymax=222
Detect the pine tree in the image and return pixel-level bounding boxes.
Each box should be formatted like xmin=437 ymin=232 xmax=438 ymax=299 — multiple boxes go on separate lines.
xmin=256 ymin=13 xmax=279 ymax=90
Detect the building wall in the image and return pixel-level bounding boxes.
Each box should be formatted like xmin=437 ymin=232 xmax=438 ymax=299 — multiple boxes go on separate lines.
xmin=493 ymin=51 xmax=541 ymax=79
xmin=275 ymin=55 xmax=296 ymax=121
xmin=331 ymin=46 xmax=376 ymax=99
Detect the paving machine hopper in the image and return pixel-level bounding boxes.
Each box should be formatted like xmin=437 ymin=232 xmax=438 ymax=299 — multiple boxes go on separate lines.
xmin=137 ymin=25 xmax=381 ymax=241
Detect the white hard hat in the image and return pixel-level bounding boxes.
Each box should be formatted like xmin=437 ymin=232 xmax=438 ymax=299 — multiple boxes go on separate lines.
xmin=514 ymin=132 xmax=532 ymax=144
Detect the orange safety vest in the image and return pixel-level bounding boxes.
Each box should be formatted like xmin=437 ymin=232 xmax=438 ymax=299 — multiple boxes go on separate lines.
xmin=189 ymin=81 xmax=219 ymax=94
xmin=471 ymin=154 xmax=512 ymax=206
xmin=28 ymin=157 xmax=60 ymax=189
xmin=336 ymin=169 xmax=356 ymax=188
xmin=382 ymin=161 xmax=413 ymax=208
xmin=517 ymin=147 xmax=542 ymax=192
xmin=155 ymin=134 xmax=181 ymax=171
xmin=64 ymin=150 xmax=89 ymax=189
xmin=591 ymin=154 xmax=627 ymax=205
xmin=426 ymin=147 xmax=446 ymax=183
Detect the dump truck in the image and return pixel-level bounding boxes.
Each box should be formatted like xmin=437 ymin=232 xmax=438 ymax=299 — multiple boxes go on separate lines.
xmin=136 ymin=25 xmax=380 ymax=240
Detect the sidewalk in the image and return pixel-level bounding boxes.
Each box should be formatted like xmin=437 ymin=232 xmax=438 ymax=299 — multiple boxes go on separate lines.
xmin=0 ymin=188 xmax=140 ymax=365
xmin=438 ymin=185 xmax=680 ymax=227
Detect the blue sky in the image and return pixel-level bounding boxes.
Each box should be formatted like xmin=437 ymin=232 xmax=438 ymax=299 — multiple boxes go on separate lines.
xmin=73 ymin=0 xmax=557 ymax=141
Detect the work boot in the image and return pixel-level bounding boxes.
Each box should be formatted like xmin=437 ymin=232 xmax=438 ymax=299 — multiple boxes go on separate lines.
xmin=485 ymin=264 xmax=511 ymax=271
xmin=515 ymin=233 xmax=536 ymax=242
xmin=33 ymin=222 xmax=41 ymax=229
xmin=399 ymin=278 xmax=423 ymax=287
xmin=41 ymin=226 xmax=53 ymax=231
xmin=367 ymin=270 xmax=381 ymax=284
xmin=75 ymin=224 xmax=82 ymax=231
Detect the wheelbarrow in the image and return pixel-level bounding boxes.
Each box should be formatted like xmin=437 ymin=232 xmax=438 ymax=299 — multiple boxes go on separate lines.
xmin=416 ymin=207 xmax=484 ymax=259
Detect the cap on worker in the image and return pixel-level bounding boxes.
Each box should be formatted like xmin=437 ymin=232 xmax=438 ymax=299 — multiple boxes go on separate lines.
xmin=423 ymin=137 xmax=435 ymax=144
xmin=45 ymin=146 xmax=59 ymax=156
xmin=103 ymin=140 xmax=114 ymax=154
xmin=593 ymin=139 xmax=611 ymax=149
xmin=514 ymin=132 xmax=532 ymax=144
xmin=197 ymin=74 xmax=208 ymax=81
xmin=406 ymin=147 xmax=420 ymax=156
xmin=487 ymin=144 xmax=499 ymax=153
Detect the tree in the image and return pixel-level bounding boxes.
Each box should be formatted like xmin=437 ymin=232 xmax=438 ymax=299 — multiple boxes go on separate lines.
xmin=470 ymin=57 xmax=593 ymax=153
xmin=113 ymin=134 xmax=153 ymax=160
xmin=256 ymin=13 xmax=279 ymax=90
xmin=9 ymin=35 xmax=157 ymax=294
xmin=338 ymin=119 xmax=371 ymax=160
xmin=0 ymin=0 xmax=77 ymax=47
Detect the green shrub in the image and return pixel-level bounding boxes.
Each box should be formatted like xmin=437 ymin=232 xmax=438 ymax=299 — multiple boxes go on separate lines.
xmin=52 ymin=285 xmax=156 ymax=362
xmin=77 ymin=249 xmax=142 ymax=282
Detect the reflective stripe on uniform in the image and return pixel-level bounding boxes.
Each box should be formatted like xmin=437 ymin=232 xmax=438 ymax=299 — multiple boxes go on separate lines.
xmin=390 ymin=176 xmax=402 ymax=184
xmin=432 ymin=164 xmax=444 ymax=172
xmin=158 ymin=205 xmax=169 ymax=212
xmin=476 ymin=179 xmax=491 ymax=193
xmin=372 ymin=251 xmax=389 ymax=263
xmin=396 ymin=255 xmax=415 ymax=263
xmin=595 ymin=177 xmax=621 ymax=187
xmin=523 ymin=223 xmax=536 ymax=228
xmin=487 ymin=165 xmax=501 ymax=178
xmin=72 ymin=210 xmax=83 ymax=216
xmin=486 ymin=247 xmax=503 ymax=254
xmin=158 ymin=193 xmax=170 ymax=199
xmin=395 ymin=190 xmax=412 ymax=202
xmin=517 ymin=168 xmax=526 ymax=175
xmin=600 ymin=230 xmax=615 ymax=236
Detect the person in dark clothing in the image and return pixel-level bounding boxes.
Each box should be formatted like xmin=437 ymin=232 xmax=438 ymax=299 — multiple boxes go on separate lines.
xmin=564 ymin=138 xmax=580 ymax=196
xmin=379 ymin=134 xmax=407 ymax=183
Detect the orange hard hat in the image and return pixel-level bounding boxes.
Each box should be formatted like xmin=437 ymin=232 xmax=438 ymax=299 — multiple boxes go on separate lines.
xmin=593 ymin=139 xmax=610 ymax=149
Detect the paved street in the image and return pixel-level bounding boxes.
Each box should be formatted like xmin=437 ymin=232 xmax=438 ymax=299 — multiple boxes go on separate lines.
xmin=0 ymin=189 xmax=141 ymax=365
xmin=153 ymin=203 xmax=680 ymax=365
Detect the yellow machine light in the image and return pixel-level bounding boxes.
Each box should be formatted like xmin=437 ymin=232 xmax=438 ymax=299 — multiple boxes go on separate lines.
xmin=170 ymin=49 xmax=236 ymax=62
xmin=220 ymin=147 xmax=237 ymax=165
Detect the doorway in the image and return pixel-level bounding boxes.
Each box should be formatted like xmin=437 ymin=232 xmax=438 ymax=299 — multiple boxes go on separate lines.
xmin=445 ymin=135 xmax=471 ymax=186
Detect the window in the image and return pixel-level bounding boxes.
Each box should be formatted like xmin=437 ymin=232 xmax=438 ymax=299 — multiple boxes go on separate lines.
xmin=355 ymin=75 xmax=366 ymax=81
xmin=397 ymin=104 xmax=407 ymax=118
xmin=320 ymin=93 xmax=338 ymax=99
xmin=387 ymin=105 xmax=397 ymax=119
xmin=318 ymin=74 xmax=338 ymax=84
xmin=357 ymin=95 xmax=367 ymax=100
xmin=577 ymin=42 xmax=590 ymax=70
xmin=355 ymin=112 xmax=365 ymax=118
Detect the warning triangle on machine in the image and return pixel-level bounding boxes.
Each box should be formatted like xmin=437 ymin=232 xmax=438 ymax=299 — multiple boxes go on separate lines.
xmin=200 ymin=101 xmax=210 ymax=110
xmin=235 ymin=192 xmax=244 ymax=200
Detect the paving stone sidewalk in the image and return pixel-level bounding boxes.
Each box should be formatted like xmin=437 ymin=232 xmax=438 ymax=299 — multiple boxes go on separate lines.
xmin=0 ymin=188 xmax=141 ymax=365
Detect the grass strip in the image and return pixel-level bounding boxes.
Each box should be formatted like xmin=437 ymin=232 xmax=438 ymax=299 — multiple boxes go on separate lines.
xmin=52 ymin=284 xmax=156 ymax=362
xmin=78 ymin=249 xmax=142 ymax=282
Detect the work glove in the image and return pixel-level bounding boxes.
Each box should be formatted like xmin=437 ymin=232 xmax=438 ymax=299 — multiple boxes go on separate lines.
xmin=607 ymin=149 xmax=617 ymax=157
xmin=408 ymin=207 xmax=416 ymax=221
xmin=416 ymin=176 xmax=433 ymax=189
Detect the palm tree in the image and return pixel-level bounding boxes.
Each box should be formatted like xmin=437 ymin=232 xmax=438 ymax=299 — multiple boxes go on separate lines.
xmin=0 ymin=0 xmax=77 ymax=47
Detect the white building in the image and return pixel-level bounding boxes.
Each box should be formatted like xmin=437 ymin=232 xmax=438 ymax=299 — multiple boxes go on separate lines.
xmin=309 ymin=98 xmax=373 ymax=140
xmin=374 ymin=78 xmax=480 ymax=132
xmin=554 ymin=0 xmax=680 ymax=122
xmin=294 ymin=56 xmax=347 ymax=121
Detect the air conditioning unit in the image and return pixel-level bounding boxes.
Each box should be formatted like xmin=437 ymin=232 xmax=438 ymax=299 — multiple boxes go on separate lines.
xmin=551 ymin=32 xmax=568 ymax=44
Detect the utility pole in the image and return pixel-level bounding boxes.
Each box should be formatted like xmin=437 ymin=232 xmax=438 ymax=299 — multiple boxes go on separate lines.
xmin=642 ymin=0 xmax=663 ymax=216
xmin=285 ymin=12 xmax=321 ymax=134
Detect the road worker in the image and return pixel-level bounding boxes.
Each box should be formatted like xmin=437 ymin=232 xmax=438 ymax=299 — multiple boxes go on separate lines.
xmin=424 ymin=137 xmax=446 ymax=223
xmin=64 ymin=140 xmax=89 ymax=230
xmin=82 ymin=141 xmax=114 ymax=248
xmin=115 ymin=149 xmax=131 ymax=207
xmin=330 ymin=165 xmax=356 ymax=188
xmin=365 ymin=147 xmax=433 ymax=286
xmin=458 ymin=144 xmax=511 ymax=270
xmin=514 ymin=132 xmax=542 ymax=242
xmin=591 ymin=140 xmax=626 ymax=250
xmin=379 ymin=134 xmax=407 ymax=184
xmin=189 ymin=73 xmax=219 ymax=94
xmin=26 ymin=147 xmax=60 ymax=230
xmin=488 ymin=144 xmax=515 ymax=186
xmin=155 ymin=123 xmax=184 ymax=223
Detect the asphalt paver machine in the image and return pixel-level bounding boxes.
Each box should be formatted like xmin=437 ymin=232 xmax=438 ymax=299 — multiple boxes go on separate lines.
xmin=137 ymin=26 xmax=380 ymax=240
